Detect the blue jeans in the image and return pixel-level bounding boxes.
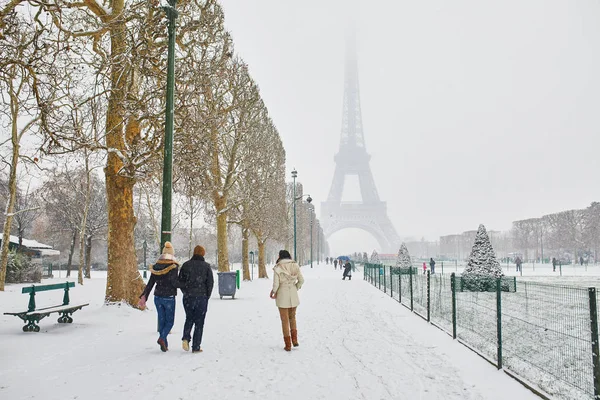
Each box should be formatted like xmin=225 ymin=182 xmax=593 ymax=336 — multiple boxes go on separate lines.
xmin=182 ymin=296 xmax=209 ymax=351
xmin=154 ymin=296 xmax=176 ymax=346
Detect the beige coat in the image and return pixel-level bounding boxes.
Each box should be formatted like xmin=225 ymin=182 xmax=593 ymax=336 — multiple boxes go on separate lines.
xmin=272 ymin=259 xmax=304 ymax=308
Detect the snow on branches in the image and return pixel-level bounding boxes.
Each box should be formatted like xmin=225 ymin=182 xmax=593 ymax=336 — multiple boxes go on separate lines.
xmin=370 ymin=250 xmax=380 ymax=264
xmin=462 ymin=224 xmax=503 ymax=291
xmin=396 ymin=243 xmax=412 ymax=268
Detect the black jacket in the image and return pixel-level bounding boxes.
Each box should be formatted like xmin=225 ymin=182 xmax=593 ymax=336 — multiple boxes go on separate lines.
xmin=140 ymin=261 xmax=181 ymax=299
xmin=178 ymin=255 xmax=214 ymax=297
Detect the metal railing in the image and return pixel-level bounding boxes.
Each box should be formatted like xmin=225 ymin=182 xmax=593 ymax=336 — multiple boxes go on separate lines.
xmin=363 ymin=263 xmax=600 ymax=400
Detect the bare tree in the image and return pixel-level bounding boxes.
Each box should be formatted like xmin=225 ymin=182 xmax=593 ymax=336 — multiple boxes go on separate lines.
xmin=0 ymin=10 xmax=60 ymax=290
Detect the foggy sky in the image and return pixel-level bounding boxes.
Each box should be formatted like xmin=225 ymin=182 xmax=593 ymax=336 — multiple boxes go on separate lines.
xmin=218 ymin=0 xmax=600 ymax=255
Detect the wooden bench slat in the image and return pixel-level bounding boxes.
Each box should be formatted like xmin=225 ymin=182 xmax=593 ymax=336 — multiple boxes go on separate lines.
xmin=22 ymin=282 xmax=75 ymax=294
xmin=26 ymin=303 xmax=89 ymax=316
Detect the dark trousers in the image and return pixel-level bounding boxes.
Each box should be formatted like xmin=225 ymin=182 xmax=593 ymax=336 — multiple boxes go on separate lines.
xmin=182 ymin=295 xmax=209 ymax=351
xmin=154 ymin=296 xmax=176 ymax=346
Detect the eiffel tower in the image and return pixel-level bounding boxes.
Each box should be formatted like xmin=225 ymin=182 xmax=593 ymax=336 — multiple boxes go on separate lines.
xmin=321 ymin=32 xmax=400 ymax=253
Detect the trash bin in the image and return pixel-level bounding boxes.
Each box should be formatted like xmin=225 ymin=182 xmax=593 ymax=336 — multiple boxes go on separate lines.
xmin=217 ymin=271 xmax=237 ymax=299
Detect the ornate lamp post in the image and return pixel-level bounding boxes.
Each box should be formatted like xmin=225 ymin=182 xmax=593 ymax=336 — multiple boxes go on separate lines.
xmin=143 ymin=239 xmax=147 ymax=279
xmin=291 ymin=169 xmax=297 ymax=260
xmin=159 ymin=0 xmax=178 ymax=248
xmin=309 ymin=205 xmax=314 ymax=268
xmin=249 ymin=250 xmax=254 ymax=280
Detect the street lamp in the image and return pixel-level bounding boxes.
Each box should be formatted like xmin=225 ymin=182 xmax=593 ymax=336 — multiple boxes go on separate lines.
xmin=159 ymin=0 xmax=178 ymax=248
xmin=249 ymin=250 xmax=254 ymax=281
xmin=143 ymin=239 xmax=147 ymax=279
xmin=309 ymin=205 xmax=314 ymax=268
xmin=292 ymin=169 xmax=297 ymax=260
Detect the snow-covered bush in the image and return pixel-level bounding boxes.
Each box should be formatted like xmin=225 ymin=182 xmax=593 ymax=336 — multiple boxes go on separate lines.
xmin=370 ymin=250 xmax=380 ymax=264
xmin=362 ymin=252 xmax=368 ymax=264
xmin=395 ymin=243 xmax=412 ymax=268
xmin=462 ymin=224 xmax=504 ymax=291
xmin=6 ymin=251 xmax=42 ymax=284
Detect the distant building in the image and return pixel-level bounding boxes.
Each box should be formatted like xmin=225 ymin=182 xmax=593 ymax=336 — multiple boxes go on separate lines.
xmin=0 ymin=235 xmax=60 ymax=262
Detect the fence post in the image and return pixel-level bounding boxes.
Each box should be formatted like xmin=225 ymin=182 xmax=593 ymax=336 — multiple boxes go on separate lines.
xmin=399 ymin=268 xmax=402 ymax=303
xmin=390 ymin=267 xmax=393 ymax=298
xmin=496 ymin=277 xmax=503 ymax=370
xmin=409 ymin=265 xmax=414 ymax=311
xmin=560 ymin=262 xmax=562 ymax=276
xmin=364 ymin=263 xmax=366 ymax=281
xmin=441 ymin=262 xmax=444 ymax=275
xmin=451 ymin=273 xmax=457 ymax=339
xmin=378 ymin=264 xmax=381 ymax=290
xmin=588 ymin=287 xmax=600 ymax=399
xmin=383 ymin=265 xmax=387 ymax=293
xmin=426 ymin=270 xmax=431 ymax=322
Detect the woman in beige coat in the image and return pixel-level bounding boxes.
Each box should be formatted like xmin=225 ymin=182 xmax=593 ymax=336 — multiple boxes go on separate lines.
xmin=270 ymin=250 xmax=305 ymax=351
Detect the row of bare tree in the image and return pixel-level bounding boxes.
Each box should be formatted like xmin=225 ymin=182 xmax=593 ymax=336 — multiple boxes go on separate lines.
xmin=0 ymin=0 xmax=325 ymax=306
xmin=512 ymin=202 xmax=600 ymax=262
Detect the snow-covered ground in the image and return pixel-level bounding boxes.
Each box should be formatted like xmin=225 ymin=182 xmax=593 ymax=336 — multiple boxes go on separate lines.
xmin=0 ymin=264 xmax=539 ymax=400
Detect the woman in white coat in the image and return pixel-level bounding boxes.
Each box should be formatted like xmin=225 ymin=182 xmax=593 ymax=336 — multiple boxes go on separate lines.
xmin=270 ymin=250 xmax=305 ymax=351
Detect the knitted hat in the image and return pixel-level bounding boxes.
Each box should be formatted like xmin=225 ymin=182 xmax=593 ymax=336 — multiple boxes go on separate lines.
xmin=193 ymin=245 xmax=206 ymax=257
xmin=162 ymin=241 xmax=175 ymax=256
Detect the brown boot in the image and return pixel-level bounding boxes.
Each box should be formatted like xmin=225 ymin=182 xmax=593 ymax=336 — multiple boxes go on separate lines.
xmin=291 ymin=329 xmax=299 ymax=347
xmin=283 ymin=336 xmax=292 ymax=351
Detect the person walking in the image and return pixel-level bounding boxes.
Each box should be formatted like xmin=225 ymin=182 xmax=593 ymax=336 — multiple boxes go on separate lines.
xmin=422 ymin=262 xmax=427 ymax=275
xmin=429 ymin=258 xmax=436 ymax=274
xmin=334 ymin=259 xmax=338 ymax=270
xmin=270 ymin=250 xmax=304 ymax=351
xmin=552 ymin=257 xmax=557 ymax=272
xmin=139 ymin=241 xmax=181 ymax=352
xmin=515 ymin=256 xmax=522 ymax=272
xmin=178 ymin=245 xmax=214 ymax=354
xmin=342 ymin=260 xmax=352 ymax=280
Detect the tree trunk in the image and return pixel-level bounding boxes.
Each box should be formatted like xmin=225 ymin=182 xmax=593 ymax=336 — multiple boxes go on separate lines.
xmin=242 ymin=226 xmax=250 ymax=281
xmin=215 ymin=196 xmax=229 ymax=272
xmin=85 ymin=235 xmax=92 ymax=279
xmin=103 ymin=8 xmax=145 ymax=306
xmin=258 ymin=239 xmax=268 ymax=278
xmin=66 ymin=230 xmax=77 ymax=277
xmin=78 ymin=155 xmax=91 ymax=285
xmin=0 ymin=104 xmax=20 ymax=291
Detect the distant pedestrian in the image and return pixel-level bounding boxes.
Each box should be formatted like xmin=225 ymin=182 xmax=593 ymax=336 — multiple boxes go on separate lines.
xmin=139 ymin=241 xmax=181 ymax=352
xmin=429 ymin=258 xmax=436 ymax=274
xmin=422 ymin=262 xmax=427 ymax=275
xmin=270 ymin=250 xmax=304 ymax=351
xmin=515 ymin=256 xmax=522 ymax=272
xmin=552 ymin=257 xmax=557 ymax=272
xmin=580 ymin=256 xmax=584 ymax=266
xmin=342 ymin=261 xmax=352 ymax=280
xmin=334 ymin=259 xmax=338 ymax=270
xmin=178 ymin=245 xmax=214 ymax=354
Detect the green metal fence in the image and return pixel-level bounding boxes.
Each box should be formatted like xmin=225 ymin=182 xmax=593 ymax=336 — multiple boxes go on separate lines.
xmin=363 ymin=263 xmax=600 ymax=400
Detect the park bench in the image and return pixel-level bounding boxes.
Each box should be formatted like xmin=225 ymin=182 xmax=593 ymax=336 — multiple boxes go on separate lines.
xmin=3 ymin=282 xmax=88 ymax=332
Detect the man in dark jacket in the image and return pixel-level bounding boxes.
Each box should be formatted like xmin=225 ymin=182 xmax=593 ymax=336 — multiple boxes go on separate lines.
xmin=178 ymin=245 xmax=214 ymax=353
xmin=139 ymin=241 xmax=181 ymax=352
xmin=342 ymin=260 xmax=352 ymax=280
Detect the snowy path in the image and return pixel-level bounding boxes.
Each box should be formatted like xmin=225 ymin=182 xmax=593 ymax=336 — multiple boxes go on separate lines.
xmin=0 ymin=265 xmax=538 ymax=400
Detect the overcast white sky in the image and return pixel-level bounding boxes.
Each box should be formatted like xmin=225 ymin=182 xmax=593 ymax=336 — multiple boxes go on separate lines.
xmin=219 ymin=0 xmax=600 ymax=254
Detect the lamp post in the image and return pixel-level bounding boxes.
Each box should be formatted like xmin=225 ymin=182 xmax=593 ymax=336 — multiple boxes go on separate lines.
xmin=249 ymin=250 xmax=254 ymax=281
xmin=292 ymin=169 xmax=297 ymax=260
xmin=143 ymin=240 xmax=147 ymax=279
xmin=159 ymin=0 xmax=178 ymax=248
xmin=310 ymin=206 xmax=314 ymax=268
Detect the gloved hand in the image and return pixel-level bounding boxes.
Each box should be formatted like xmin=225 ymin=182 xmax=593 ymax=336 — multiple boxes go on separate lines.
xmin=138 ymin=295 xmax=147 ymax=308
